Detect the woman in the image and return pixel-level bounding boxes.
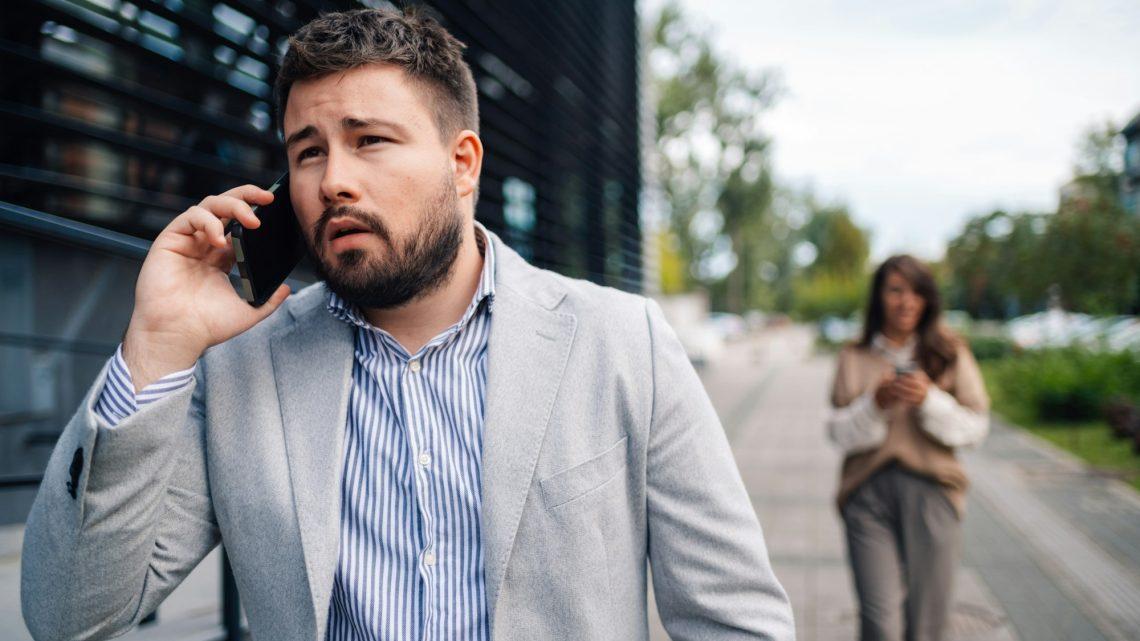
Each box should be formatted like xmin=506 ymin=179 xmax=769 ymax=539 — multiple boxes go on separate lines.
xmin=827 ymin=255 xmax=990 ymax=641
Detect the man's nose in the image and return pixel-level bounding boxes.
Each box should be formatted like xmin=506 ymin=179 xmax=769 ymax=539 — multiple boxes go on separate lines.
xmin=319 ymin=154 xmax=361 ymax=206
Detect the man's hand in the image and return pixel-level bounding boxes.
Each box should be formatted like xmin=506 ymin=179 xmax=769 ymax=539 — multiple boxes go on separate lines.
xmin=891 ymin=369 xmax=931 ymax=406
xmin=122 ymin=185 xmax=292 ymax=392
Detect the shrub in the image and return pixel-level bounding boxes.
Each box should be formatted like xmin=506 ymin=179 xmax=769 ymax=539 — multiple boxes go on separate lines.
xmin=967 ymin=335 xmax=1017 ymax=361
xmin=985 ymin=348 xmax=1140 ymax=424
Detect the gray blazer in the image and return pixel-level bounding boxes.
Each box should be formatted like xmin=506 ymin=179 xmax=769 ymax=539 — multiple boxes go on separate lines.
xmin=22 ymin=231 xmax=794 ymax=640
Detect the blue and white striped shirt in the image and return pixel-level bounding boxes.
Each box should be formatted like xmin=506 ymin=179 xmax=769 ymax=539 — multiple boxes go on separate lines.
xmin=95 ymin=226 xmax=496 ymax=641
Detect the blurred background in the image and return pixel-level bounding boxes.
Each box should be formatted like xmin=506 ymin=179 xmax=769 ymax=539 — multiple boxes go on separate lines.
xmin=1 ymin=0 xmax=1138 ymax=639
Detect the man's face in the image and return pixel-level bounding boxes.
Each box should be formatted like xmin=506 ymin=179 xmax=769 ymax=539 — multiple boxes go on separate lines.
xmin=283 ymin=63 xmax=465 ymax=309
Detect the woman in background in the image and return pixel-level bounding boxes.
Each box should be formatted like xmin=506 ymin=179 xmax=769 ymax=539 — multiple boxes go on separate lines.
xmin=827 ymin=255 xmax=990 ymax=641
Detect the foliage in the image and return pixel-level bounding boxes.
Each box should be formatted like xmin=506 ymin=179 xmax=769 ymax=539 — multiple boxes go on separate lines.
xmin=791 ymin=271 xmax=866 ymax=321
xmin=649 ymin=2 xmax=781 ymax=312
xmin=944 ymin=123 xmax=1140 ymax=318
xmin=966 ymin=334 xmax=1017 ymax=362
xmin=798 ymin=204 xmax=870 ymax=277
xmin=984 ymin=348 xmax=1140 ymax=424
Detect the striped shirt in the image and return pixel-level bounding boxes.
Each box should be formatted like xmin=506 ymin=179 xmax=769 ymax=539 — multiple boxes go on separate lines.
xmin=94 ymin=226 xmax=496 ymax=641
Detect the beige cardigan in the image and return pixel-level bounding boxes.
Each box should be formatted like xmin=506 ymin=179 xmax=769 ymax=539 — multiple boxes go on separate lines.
xmin=828 ymin=340 xmax=990 ymax=516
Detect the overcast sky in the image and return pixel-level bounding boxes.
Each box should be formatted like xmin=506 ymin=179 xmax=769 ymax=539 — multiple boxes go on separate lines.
xmin=641 ymin=0 xmax=1140 ymax=260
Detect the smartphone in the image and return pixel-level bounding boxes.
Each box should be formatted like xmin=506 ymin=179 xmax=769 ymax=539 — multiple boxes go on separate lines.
xmin=226 ymin=173 xmax=306 ymax=306
xmin=895 ymin=363 xmax=919 ymax=376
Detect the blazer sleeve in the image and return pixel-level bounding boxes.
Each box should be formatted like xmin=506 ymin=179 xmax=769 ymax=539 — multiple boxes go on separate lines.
xmin=643 ymin=299 xmax=795 ymax=641
xmin=21 ymin=355 xmax=219 ymax=640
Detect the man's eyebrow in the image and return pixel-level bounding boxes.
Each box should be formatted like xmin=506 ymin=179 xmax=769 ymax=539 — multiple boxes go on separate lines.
xmin=284 ymin=125 xmax=316 ymax=149
xmin=342 ymin=116 xmax=409 ymax=137
xmin=285 ymin=118 xmax=409 ymax=150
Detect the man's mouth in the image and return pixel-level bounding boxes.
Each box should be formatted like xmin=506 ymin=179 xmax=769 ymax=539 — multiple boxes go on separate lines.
xmin=325 ymin=217 xmax=373 ymax=243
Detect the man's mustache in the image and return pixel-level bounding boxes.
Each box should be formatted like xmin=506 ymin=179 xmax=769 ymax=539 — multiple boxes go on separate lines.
xmin=313 ymin=205 xmax=393 ymax=248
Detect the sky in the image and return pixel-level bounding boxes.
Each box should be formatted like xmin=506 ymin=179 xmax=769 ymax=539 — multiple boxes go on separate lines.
xmin=641 ymin=0 xmax=1140 ymax=260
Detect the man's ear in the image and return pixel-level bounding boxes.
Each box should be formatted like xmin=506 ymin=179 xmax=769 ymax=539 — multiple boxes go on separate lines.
xmin=451 ymin=130 xmax=483 ymax=199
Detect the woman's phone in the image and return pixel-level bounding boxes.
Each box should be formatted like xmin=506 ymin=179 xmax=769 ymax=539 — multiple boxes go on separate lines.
xmin=227 ymin=173 xmax=306 ymax=306
xmin=895 ymin=363 xmax=919 ymax=376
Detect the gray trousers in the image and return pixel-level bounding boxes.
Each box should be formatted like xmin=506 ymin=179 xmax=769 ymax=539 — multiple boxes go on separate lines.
xmin=841 ymin=464 xmax=962 ymax=641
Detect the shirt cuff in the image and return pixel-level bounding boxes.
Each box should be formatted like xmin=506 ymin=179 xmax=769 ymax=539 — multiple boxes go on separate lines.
xmin=920 ymin=386 xmax=957 ymax=418
xmin=828 ymin=391 xmax=889 ymax=454
xmin=93 ymin=344 xmax=196 ymax=427
xmin=919 ymin=386 xmax=989 ymax=447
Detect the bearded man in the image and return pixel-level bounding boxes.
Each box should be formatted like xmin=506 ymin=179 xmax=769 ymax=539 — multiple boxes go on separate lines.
xmin=21 ymin=8 xmax=793 ymax=641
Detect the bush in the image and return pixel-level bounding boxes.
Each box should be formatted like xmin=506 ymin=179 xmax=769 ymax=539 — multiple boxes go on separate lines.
xmin=967 ymin=335 xmax=1017 ymax=361
xmin=985 ymin=348 xmax=1140 ymax=424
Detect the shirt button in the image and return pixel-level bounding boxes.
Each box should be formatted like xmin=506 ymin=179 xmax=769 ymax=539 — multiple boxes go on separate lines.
xmin=424 ymin=551 xmax=436 ymax=566
xmin=408 ymin=359 xmax=422 ymax=373
xmin=418 ymin=452 xmax=431 ymax=467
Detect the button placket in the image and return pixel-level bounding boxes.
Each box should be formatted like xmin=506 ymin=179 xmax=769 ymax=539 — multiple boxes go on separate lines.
xmin=402 ymin=354 xmax=443 ymax=636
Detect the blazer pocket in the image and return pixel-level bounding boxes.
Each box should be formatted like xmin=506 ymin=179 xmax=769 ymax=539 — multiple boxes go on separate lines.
xmin=541 ymin=437 xmax=628 ymax=510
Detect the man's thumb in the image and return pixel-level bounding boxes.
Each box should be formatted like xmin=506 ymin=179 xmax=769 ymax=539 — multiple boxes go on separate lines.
xmin=255 ymin=284 xmax=291 ymax=319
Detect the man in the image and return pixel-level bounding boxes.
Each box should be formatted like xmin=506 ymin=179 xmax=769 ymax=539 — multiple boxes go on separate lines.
xmin=22 ymin=8 xmax=793 ymax=641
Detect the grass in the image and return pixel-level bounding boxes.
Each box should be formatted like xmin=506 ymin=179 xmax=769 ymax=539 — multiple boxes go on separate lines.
xmin=981 ymin=361 xmax=1140 ymax=493
xmin=1023 ymin=422 xmax=1140 ymax=492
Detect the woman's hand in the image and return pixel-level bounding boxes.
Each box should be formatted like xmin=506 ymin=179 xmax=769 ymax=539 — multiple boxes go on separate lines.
xmin=891 ymin=369 xmax=931 ymax=406
xmin=873 ymin=371 xmax=897 ymax=410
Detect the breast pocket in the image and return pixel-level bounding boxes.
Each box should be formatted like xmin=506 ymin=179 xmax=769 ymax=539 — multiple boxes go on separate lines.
xmin=540 ymin=437 xmax=628 ymax=510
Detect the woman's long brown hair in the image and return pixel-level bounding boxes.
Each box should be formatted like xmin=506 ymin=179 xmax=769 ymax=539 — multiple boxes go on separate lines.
xmin=858 ymin=255 xmax=959 ymax=379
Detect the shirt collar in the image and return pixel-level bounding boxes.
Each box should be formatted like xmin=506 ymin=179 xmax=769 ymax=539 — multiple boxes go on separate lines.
xmin=871 ymin=332 xmax=917 ymax=366
xmin=326 ymin=221 xmax=496 ymax=339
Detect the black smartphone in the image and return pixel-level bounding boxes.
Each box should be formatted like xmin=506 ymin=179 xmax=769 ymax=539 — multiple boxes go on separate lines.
xmin=226 ymin=173 xmax=306 ymax=306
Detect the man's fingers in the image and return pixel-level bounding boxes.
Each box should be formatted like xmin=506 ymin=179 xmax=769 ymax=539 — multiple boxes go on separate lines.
xmin=204 ymin=243 xmax=236 ymax=271
xmin=169 ymin=207 xmax=228 ymax=248
xmin=199 ymin=195 xmax=262 ymax=230
xmin=220 ymin=183 xmax=276 ymax=207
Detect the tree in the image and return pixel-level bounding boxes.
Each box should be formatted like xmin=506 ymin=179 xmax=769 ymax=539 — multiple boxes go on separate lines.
xmin=788 ymin=201 xmax=871 ymax=320
xmin=649 ymin=2 xmax=781 ymax=312
xmin=944 ymin=121 xmax=1140 ymax=318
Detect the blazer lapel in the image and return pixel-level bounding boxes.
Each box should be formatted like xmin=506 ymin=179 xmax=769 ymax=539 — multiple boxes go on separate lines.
xmin=270 ymin=287 xmax=355 ymax=639
xmin=480 ymin=240 xmax=577 ymax=625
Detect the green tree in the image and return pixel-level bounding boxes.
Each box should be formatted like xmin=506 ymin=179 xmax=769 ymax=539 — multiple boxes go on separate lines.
xmin=945 ymin=211 xmax=1050 ymax=318
xmin=649 ymin=2 xmax=781 ymax=312
xmin=788 ymin=201 xmax=871 ymax=320
xmin=944 ymin=121 xmax=1140 ymax=318
xmin=799 ymin=204 xmax=869 ymax=277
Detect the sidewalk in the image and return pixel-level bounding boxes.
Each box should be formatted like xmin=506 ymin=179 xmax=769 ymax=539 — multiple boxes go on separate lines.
xmin=652 ymin=325 xmax=1140 ymax=641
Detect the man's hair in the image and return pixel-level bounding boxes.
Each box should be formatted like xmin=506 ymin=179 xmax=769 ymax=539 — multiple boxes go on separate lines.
xmin=275 ymin=8 xmax=479 ymax=141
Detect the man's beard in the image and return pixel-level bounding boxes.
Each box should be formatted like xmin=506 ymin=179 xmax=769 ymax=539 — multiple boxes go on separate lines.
xmin=306 ymin=174 xmax=464 ymax=310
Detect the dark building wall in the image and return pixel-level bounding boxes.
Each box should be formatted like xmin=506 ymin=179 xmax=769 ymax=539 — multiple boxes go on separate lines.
xmin=0 ymin=0 xmax=641 ymax=524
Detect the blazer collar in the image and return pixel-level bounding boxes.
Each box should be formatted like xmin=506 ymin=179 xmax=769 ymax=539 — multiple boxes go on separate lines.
xmin=270 ymin=288 xmax=354 ymax=641
xmin=269 ymin=227 xmax=576 ymax=636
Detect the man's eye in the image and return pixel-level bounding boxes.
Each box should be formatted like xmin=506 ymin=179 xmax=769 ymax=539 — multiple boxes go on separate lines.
xmin=359 ymin=135 xmax=386 ymax=146
xmin=297 ymin=147 xmax=321 ymax=161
